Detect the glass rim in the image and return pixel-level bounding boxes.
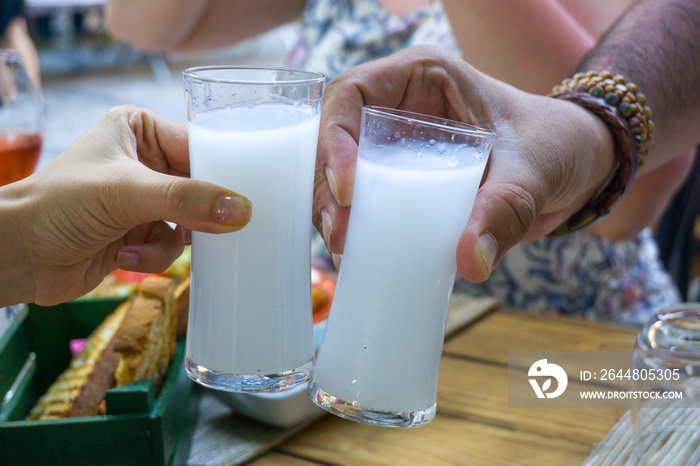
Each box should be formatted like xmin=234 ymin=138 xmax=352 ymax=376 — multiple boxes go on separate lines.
xmin=182 ymin=65 xmax=325 ymax=85
xmin=364 ymin=106 xmax=495 ymax=138
xmin=655 ymin=302 xmax=700 ymax=321
xmin=637 ymin=304 xmax=700 ymax=363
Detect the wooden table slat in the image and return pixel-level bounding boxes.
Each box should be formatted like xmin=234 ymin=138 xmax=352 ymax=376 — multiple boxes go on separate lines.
xmin=444 ymin=308 xmax=637 ymax=363
xmin=278 ymin=411 xmax=592 ymax=466
xmin=437 ymin=356 xmax=627 ymax=444
xmin=248 ymin=451 xmax=323 ymax=465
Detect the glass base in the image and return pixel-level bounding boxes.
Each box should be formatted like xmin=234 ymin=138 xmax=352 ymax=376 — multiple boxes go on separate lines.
xmin=184 ymin=357 xmax=313 ymax=393
xmin=307 ymin=380 xmax=436 ymax=428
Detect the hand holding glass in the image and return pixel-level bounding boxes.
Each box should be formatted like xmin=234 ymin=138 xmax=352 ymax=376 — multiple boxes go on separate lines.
xmin=309 ymin=106 xmax=495 ymax=427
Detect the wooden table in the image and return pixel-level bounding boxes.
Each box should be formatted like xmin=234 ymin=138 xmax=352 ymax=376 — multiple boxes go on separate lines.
xmin=247 ymin=307 xmax=638 ymax=465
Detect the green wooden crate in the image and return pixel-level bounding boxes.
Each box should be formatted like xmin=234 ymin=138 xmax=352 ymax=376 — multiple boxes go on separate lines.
xmin=0 ymin=299 xmax=198 ymax=465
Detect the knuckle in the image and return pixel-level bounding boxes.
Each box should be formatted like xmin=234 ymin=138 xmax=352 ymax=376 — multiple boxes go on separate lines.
xmin=163 ymin=177 xmax=190 ymax=213
xmin=497 ymin=184 xmax=539 ymax=239
xmin=103 ymin=104 xmax=138 ymax=124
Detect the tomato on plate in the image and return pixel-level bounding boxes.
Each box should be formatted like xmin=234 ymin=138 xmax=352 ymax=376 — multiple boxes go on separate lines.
xmin=110 ymin=269 xmax=154 ymax=284
xmin=311 ymin=267 xmax=336 ymax=324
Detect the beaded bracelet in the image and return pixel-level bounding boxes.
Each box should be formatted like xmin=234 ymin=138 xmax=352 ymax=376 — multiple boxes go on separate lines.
xmin=547 ymin=71 xmax=653 ymax=236
xmin=552 ymin=71 xmax=654 ymax=163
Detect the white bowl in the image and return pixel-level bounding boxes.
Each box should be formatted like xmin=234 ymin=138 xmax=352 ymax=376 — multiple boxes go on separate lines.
xmin=211 ymin=320 xmax=327 ymax=428
xmin=212 ymin=380 xmax=325 ymax=428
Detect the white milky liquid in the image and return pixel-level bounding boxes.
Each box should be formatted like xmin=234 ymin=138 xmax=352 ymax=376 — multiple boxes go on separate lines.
xmin=314 ymin=146 xmax=487 ymax=412
xmin=186 ymin=104 xmax=319 ymax=375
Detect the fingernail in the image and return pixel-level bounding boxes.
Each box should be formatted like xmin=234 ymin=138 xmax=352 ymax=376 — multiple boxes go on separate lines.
xmin=477 ymin=233 xmax=498 ymax=274
xmin=331 ymin=253 xmax=342 ymax=271
xmin=117 ymin=250 xmax=139 ymax=269
xmin=321 ymin=210 xmax=333 ymax=246
xmin=325 ymin=167 xmax=340 ymax=203
xmin=214 ymin=195 xmax=252 ymax=227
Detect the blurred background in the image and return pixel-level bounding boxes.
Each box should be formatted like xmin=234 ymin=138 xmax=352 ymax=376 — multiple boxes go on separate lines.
xmin=22 ymin=0 xmax=294 ymax=168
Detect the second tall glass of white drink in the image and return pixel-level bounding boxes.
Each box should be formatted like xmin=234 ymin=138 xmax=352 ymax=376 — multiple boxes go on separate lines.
xmin=309 ymin=106 xmax=495 ymax=426
xmin=183 ymin=67 xmax=324 ymax=392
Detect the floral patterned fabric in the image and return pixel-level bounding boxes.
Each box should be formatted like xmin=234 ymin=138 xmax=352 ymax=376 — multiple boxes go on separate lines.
xmin=286 ymin=0 xmax=458 ymax=77
xmin=454 ymin=229 xmax=680 ymax=326
xmin=290 ymin=0 xmax=681 ymax=326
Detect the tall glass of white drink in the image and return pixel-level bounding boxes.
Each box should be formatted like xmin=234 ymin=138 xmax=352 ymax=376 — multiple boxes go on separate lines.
xmin=309 ymin=106 xmax=495 ymax=426
xmin=183 ymin=67 xmax=324 ymax=392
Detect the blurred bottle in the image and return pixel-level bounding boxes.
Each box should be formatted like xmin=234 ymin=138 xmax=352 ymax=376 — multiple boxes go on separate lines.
xmin=0 ymin=48 xmax=42 ymax=187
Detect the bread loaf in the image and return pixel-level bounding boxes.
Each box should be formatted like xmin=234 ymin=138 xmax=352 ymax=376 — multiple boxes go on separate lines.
xmin=26 ymin=302 xmax=129 ymax=419
xmin=113 ymin=275 xmax=176 ymax=390
xmin=173 ymin=276 xmax=190 ymax=339
xmin=27 ymin=275 xmax=179 ymax=420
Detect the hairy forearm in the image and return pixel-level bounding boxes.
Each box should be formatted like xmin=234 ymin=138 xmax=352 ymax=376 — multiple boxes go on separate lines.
xmin=577 ymin=0 xmax=700 ymax=174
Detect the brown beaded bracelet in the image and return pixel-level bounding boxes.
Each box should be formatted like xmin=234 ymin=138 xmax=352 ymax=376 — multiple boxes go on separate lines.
xmin=552 ymin=71 xmax=654 ymax=163
xmin=546 ymin=71 xmax=653 ymax=236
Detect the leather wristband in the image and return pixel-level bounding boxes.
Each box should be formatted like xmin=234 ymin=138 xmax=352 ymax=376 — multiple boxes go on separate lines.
xmin=547 ymin=90 xmax=639 ymax=236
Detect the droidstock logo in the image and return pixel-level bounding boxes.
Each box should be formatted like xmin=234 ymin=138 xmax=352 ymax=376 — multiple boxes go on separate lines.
xmin=528 ymin=359 xmax=568 ymax=399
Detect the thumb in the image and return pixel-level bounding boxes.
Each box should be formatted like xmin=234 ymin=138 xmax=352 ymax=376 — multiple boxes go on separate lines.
xmin=456 ymin=181 xmax=541 ymax=283
xmin=121 ymin=168 xmax=253 ymax=234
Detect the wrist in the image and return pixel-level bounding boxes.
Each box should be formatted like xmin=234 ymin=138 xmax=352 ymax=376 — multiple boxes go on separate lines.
xmin=0 ymin=181 xmax=35 ymax=306
xmin=556 ymin=99 xmax=618 ymax=223
xmin=574 ymin=100 xmax=618 ymax=204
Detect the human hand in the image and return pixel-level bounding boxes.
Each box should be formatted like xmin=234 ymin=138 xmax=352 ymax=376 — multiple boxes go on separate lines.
xmin=0 ymin=105 xmax=251 ymax=306
xmin=313 ymin=45 xmax=616 ymax=282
